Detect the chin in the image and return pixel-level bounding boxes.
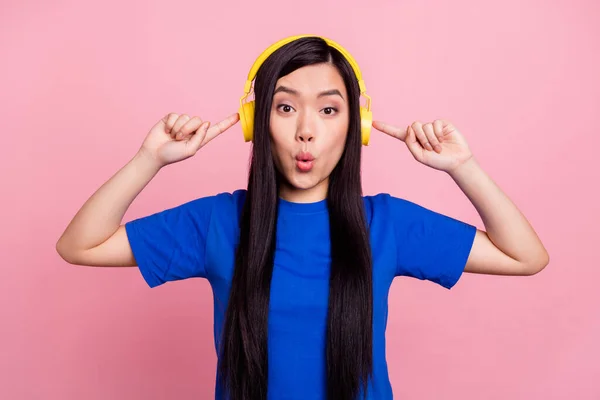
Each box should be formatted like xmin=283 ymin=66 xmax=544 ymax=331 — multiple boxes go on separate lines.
xmin=288 ymin=176 xmax=319 ymax=190
xmin=284 ymin=169 xmax=324 ymax=191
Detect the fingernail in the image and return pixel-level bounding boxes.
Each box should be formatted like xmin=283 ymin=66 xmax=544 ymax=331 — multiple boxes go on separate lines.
xmin=425 ymin=143 xmax=433 ymax=151
xmin=434 ymin=145 xmax=442 ymax=153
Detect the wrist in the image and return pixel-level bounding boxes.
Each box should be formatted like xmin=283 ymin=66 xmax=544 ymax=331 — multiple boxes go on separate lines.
xmin=132 ymin=148 xmax=163 ymax=175
xmin=447 ymin=156 xmax=478 ymax=180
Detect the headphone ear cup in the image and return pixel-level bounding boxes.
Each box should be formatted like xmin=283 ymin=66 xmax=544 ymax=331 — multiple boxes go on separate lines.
xmin=240 ymin=101 xmax=256 ymax=142
xmin=360 ymin=106 xmax=373 ymax=146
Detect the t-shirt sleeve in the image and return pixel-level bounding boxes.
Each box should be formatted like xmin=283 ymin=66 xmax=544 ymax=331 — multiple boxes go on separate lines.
xmin=124 ymin=195 xmax=217 ymax=288
xmin=388 ymin=195 xmax=477 ymax=289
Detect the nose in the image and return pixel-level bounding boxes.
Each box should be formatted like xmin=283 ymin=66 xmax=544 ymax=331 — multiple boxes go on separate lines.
xmin=297 ymin=130 xmax=314 ymax=143
xmin=296 ymin=111 xmax=316 ymax=143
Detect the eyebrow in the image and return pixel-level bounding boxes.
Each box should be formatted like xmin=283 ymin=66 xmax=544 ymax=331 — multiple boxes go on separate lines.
xmin=273 ymin=85 xmax=345 ymax=101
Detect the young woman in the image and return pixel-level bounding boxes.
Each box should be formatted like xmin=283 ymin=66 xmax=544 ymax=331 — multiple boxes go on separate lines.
xmin=56 ymin=35 xmax=549 ymax=400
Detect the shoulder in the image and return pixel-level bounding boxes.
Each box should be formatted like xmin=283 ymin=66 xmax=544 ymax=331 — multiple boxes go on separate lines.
xmin=363 ymin=193 xmax=444 ymax=229
xmin=213 ymin=189 xmax=246 ymax=212
xmin=157 ymin=189 xmax=246 ymax=227
xmin=362 ymin=193 xmax=415 ymax=215
xmin=363 ymin=193 xmax=392 ymax=206
xmin=203 ymin=189 xmax=247 ymax=224
xmin=183 ymin=189 xmax=246 ymax=210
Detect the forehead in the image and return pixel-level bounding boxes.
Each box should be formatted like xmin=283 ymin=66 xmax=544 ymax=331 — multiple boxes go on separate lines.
xmin=275 ymin=63 xmax=347 ymax=96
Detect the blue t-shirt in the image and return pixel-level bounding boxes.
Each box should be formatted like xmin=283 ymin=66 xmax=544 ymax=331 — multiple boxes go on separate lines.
xmin=125 ymin=190 xmax=476 ymax=399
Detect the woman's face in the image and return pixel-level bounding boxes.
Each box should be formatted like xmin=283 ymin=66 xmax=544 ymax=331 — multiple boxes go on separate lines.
xmin=269 ymin=63 xmax=349 ymax=203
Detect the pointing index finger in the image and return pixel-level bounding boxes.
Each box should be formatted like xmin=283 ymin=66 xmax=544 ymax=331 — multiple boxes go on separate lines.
xmin=204 ymin=112 xmax=240 ymax=143
xmin=372 ymin=120 xmax=408 ymax=141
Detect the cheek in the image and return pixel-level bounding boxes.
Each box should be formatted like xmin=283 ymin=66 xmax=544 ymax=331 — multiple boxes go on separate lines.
xmin=269 ymin=124 xmax=289 ymax=172
xmin=269 ymin=113 xmax=290 ymax=144
xmin=269 ymin=137 xmax=284 ymax=169
xmin=327 ymin=120 xmax=349 ymax=157
xmin=269 ymin=114 xmax=297 ymax=149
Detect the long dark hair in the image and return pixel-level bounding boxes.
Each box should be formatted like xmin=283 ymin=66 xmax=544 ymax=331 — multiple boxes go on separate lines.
xmin=218 ymin=37 xmax=373 ymax=400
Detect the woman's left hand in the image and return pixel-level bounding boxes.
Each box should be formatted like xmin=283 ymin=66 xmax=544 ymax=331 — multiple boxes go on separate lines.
xmin=372 ymin=119 xmax=473 ymax=173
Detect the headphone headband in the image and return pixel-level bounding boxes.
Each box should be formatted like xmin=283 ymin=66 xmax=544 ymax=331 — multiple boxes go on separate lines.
xmin=243 ymin=35 xmax=367 ymax=95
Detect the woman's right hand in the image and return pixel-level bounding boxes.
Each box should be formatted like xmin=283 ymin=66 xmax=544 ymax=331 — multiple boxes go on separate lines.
xmin=138 ymin=112 xmax=240 ymax=168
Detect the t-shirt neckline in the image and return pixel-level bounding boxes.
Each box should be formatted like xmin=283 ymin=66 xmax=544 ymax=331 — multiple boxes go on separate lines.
xmin=277 ymin=197 xmax=328 ymax=214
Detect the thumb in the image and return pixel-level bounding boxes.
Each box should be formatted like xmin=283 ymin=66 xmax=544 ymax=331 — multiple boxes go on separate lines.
xmin=186 ymin=121 xmax=211 ymax=153
xmin=404 ymin=126 xmax=424 ymax=160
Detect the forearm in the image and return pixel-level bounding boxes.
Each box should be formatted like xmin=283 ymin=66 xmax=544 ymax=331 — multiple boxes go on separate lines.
xmin=448 ymin=157 xmax=549 ymax=267
xmin=57 ymin=150 xmax=161 ymax=252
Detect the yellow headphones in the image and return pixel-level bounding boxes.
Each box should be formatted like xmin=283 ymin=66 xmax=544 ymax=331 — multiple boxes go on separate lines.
xmin=239 ymin=34 xmax=373 ymax=146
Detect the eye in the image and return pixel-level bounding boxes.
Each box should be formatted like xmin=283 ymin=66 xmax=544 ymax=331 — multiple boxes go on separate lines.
xmin=277 ymin=104 xmax=294 ymax=113
xmin=322 ymin=107 xmax=338 ymax=115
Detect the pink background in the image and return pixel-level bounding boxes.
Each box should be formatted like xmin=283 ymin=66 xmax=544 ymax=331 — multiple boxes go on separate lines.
xmin=2 ymin=0 xmax=598 ymax=398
